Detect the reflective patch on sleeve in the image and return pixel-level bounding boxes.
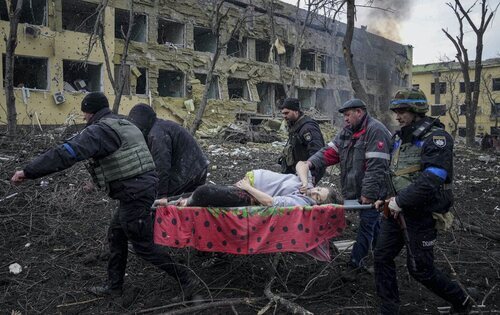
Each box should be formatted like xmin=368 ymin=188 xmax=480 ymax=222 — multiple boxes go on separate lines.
xmin=63 ymin=143 xmax=77 ymax=159
xmin=303 ymin=132 xmax=312 ymax=142
xmin=327 ymin=141 xmax=338 ymax=152
xmin=424 ymin=167 xmax=447 ymax=180
xmin=365 ymin=152 xmax=390 ymax=160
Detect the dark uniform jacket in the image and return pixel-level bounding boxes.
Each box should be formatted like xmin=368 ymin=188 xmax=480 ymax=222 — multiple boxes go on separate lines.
xmin=392 ymin=117 xmax=454 ymax=216
xmin=308 ymin=114 xmax=391 ymax=200
xmin=281 ymin=114 xmax=325 ymax=183
xmin=23 ymin=108 xmax=158 ymax=201
xmin=146 ymin=119 xmax=209 ymax=198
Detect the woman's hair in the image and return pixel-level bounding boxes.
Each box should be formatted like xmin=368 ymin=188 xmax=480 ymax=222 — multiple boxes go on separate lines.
xmin=323 ymin=187 xmax=343 ymax=204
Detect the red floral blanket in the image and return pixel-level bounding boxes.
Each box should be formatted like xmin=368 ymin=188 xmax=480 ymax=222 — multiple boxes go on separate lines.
xmin=153 ymin=204 xmax=346 ymax=261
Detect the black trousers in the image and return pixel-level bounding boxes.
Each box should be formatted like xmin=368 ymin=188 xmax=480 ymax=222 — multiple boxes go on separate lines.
xmin=374 ymin=215 xmax=467 ymax=314
xmin=186 ymin=184 xmax=257 ymax=207
xmin=107 ymin=189 xmax=191 ymax=289
xmin=168 ymin=167 xmax=208 ymax=197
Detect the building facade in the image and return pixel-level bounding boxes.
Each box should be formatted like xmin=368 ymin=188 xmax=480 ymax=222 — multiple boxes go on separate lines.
xmin=0 ymin=0 xmax=412 ymax=128
xmin=412 ymin=58 xmax=500 ymax=137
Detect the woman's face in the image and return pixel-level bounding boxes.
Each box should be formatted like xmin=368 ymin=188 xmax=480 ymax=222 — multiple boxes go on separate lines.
xmin=307 ymin=187 xmax=330 ymax=204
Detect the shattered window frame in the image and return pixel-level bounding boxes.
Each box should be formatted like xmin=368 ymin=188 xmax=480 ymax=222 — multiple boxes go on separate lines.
xmin=62 ymin=60 xmax=103 ymax=93
xmin=61 ymin=0 xmax=99 ymax=34
xmin=459 ymin=81 xmax=475 ymax=93
xmin=227 ymin=36 xmax=247 ymax=58
xmin=227 ymin=77 xmax=250 ymax=100
xmin=1 ymin=54 xmax=49 ymax=90
xmin=194 ymin=73 xmax=220 ymax=99
xmin=193 ymin=26 xmax=217 ymax=53
xmin=114 ymin=8 xmax=148 ymax=43
xmin=256 ymin=82 xmax=274 ymax=114
xmin=157 ymin=17 xmax=185 ymax=47
xmin=255 ymin=39 xmax=270 ymax=63
xmin=300 ymin=49 xmax=315 ymax=71
xmin=297 ymin=88 xmax=314 ymax=109
xmin=0 ymin=0 xmax=48 ymax=25
xmin=315 ymin=88 xmax=334 ymax=113
xmin=158 ymin=69 xmax=184 ymax=98
xmin=135 ymin=67 xmax=148 ymax=95
xmin=319 ymin=54 xmax=333 ymax=74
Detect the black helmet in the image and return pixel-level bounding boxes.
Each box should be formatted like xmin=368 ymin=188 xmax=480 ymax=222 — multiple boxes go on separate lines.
xmin=338 ymin=99 xmax=366 ymax=113
xmin=390 ymin=88 xmax=428 ymax=114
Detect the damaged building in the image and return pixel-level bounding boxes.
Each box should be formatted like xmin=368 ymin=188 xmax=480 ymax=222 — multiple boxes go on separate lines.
xmin=0 ymin=0 xmax=412 ymax=129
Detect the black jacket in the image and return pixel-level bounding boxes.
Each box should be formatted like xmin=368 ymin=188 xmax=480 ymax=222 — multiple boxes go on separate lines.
xmin=23 ymin=108 xmax=158 ymax=201
xmin=394 ymin=117 xmax=454 ymax=215
xmin=147 ymin=119 xmax=209 ymax=197
xmin=282 ymin=114 xmax=325 ymax=183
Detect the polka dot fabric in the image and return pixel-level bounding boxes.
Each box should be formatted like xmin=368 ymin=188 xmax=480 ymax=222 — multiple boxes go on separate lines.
xmin=153 ymin=205 xmax=346 ymax=260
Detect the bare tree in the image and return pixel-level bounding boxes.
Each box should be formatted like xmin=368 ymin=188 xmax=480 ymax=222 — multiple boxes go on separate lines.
xmin=189 ymin=0 xmax=249 ymax=135
xmin=4 ymin=0 xmax=24 ymax=135
xmin=342 ymin=0 xmax=368 ymax=104
xmin=442 ymin=0 xmax=497 ymax=146
xmin=440 ymin=63 xmax=462 ymax=138
xmin=85 ymin=0 xmax=134 ymax=114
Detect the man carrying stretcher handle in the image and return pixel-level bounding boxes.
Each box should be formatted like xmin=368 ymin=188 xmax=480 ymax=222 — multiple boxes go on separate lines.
xmin=155 ymin=169 xmax=340 ymax=208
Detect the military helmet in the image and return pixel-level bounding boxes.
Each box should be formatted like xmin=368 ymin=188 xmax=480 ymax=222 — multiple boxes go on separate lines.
xmin=390 ymin=88 xmax=428 ymax=114
xmin=338 ymin=99 xmax=367 ymax=113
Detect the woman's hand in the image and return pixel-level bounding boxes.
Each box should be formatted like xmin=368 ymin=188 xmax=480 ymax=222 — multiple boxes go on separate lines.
xmin=235 ymin=177 xmax=252 ymax=191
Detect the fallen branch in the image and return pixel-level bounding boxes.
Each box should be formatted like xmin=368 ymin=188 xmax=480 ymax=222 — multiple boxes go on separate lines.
xmin=56 ymin=297 xmax=103 ymax=308
xmin=262 ymin=277 xmax=313 ymax=315
xmin=461 ymin=223 xmax=500 ymax=241
xmin=145 ymin=297 xmax=266 ymax=315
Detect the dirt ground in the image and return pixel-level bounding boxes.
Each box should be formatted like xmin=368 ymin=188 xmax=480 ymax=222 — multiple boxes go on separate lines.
xmin=0 ymin=127 xmax=499 ymax=315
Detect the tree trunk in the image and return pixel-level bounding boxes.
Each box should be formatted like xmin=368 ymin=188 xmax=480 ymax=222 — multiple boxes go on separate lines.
xmin=342 ymin=0 xmax=368 ymax=105
xmin=4 ymin=0 xmax=24 ymax=136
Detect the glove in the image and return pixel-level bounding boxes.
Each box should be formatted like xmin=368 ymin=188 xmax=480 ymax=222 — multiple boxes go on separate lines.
xmin=388 ymin=197 xmax=402 ymax=218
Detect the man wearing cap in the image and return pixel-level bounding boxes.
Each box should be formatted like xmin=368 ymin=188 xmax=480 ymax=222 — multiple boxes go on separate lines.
xmin=128 ymin=103 xmax=209 ymax=200
xmin=278 ymin=98 xmax=325 ymax=184
xmin=296 ymin=98 xmax=391 ymax=280
xmin=11 ymin=92 xmax=199 ymax=300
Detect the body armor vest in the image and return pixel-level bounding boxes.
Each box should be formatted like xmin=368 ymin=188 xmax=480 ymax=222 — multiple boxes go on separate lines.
xmin=282 ymin=115 xmax=312 ymax=167
xmin=90 ymin=118 xmax=155 ymax=190
xmin=390 ymin=127 xmax=439 ymax=192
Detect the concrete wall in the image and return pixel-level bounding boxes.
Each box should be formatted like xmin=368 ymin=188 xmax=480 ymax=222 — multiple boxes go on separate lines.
xmin=0 ymin=0 xmax=412 ymax=128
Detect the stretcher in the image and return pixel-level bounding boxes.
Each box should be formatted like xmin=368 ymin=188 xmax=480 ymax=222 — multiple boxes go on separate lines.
xmin=153 ymin=203 xmax=373 ymax=261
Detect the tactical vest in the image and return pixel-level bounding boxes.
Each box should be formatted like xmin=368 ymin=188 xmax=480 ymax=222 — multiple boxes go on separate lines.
xmin=282 ymin=115 xmax=312 ymax=167
xmin=90 ymin=118 xmax=155 ymax=190
xmin=390 ymin=126 xmax=443 ymax=192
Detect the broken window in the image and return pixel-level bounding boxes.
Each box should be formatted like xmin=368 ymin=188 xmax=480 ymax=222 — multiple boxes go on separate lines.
xmin=0 ymin=0 xmax=47 ymax=25
xmin=114 ymin=9 xmax=147 ymax=42
xmin=412 ymin=84 xmax=420 ymax=89
xmin=255 ymin=39 xmax=270 ymax=62
xmin=227 ymin=36 xmax=247 ymax=58
xmin=316 ymin=89 xmax=333 ymax=113
xmin=227 ymin=78 xmax=250 ymax=100
xmin=158 ymin=70 xmax=184 ymax=97
xmin=300 ymin=49 xmax=315 ymax=71
xmin=63 ymin=60 xmax=102 ymax=92
xmin=430 ymin=82 xmax=446 ymax=94
xmin=257 ymin=82 xmax=273 ymax=114
xmin=194 ymin=73 xmax=220 ymax=99
xmin=339 ymin=90 xmax=350 ymax=105
xmin=298 ymin=88 xmax=314 ymax=109
xmin=194 ymin=27 xmax=216 ymax=53
xmin=430 ymin=104 xmax=446 ymax=116
xmin=366 ymin=65 xmax=377 ymax=80
xmin=114 ymin=64 xmax=130 ymax=95
xmin=282 ymin=44 xmax=294 ymax=68
xmin=2 ymin=55 xmax=48 ymax=89
xmin=459 ymin=81 xmax=475 ymax=93
xmin=319 ymin=55 xmax=333 ymax=74
xmin=135 ymin=67 xmax=148 ymax=95
xmin=158 ymin=18 xmax=184 ymax=46
xmin=336 ymin=57 xmax=347 ymax=76
xmin=62 ymin=0 xmax=98 ymax=34
xmin=493 ymin=78 xmax=500 ymax=91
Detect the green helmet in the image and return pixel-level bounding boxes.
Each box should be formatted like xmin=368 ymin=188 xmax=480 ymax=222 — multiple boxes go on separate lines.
xmin=390 ymin=88 xmax=428 ymax=114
